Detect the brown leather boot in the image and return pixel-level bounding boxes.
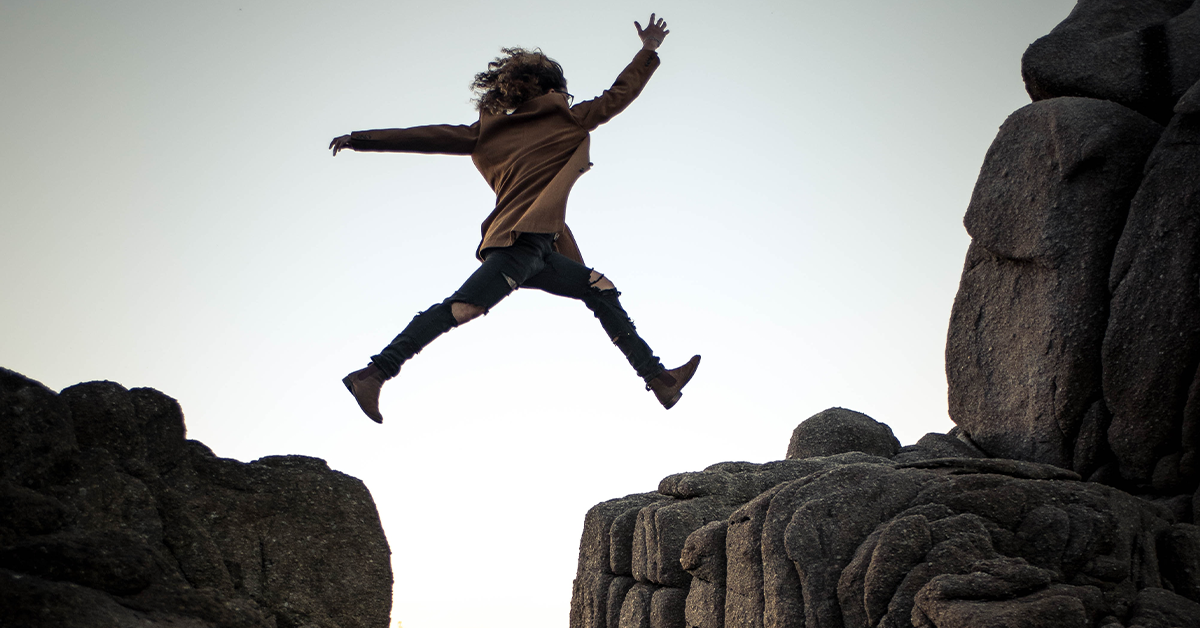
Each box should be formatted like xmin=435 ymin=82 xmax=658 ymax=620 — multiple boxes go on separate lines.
xmin=646 ymin=355 xmax=701 ymax=409
xmin=342 ymin=363 xmax=387 ymax=424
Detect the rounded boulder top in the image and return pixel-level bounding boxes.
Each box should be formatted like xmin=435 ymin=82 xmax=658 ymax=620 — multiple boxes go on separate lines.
xmin=786 ymin=407 xmax=901 ymax=460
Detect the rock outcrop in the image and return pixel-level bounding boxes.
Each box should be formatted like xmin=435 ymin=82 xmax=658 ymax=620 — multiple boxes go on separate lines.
xmin=0 ymin=367 xmax=392 ymax=628
xmin=573 ymin=3 xmax=1200 ymax=627
xmin=948 ymin=0 xmax=1200 ymax=498
xmin=1103 ymin=81 xmax=1200 ymax=492
xmin=945 ymin=97 xmax=1161 ymax=474
xmin=786 ymin=408 xmax=901 ymax=460
xmin=1021 ymin=0 xmax=1200 ymax=124
xmin=571 ymin=410 xmax=1200 ymax=628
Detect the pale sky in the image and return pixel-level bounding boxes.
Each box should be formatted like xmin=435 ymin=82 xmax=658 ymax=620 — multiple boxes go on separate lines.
xmin=1 ymin=1 xmax=1076 ymax=626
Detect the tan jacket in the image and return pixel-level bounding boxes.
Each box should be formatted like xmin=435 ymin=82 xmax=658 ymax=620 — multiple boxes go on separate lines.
xmin=348 ymin=49 xmax=661 ymax=264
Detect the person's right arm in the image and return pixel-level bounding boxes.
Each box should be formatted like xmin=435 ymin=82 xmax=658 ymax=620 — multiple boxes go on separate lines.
xmin=569 ymin=14 xmax=670 ymax=131
xmin=329 ymin=121 xmax=480 ymax=156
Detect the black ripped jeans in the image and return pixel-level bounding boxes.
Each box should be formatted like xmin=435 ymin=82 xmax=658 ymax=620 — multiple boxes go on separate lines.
xmin=371 ymin=233 xmax=665 ymax=381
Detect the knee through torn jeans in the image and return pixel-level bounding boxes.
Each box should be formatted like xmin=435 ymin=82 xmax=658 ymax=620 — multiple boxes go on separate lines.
xmin=370 ymin=232 xmax=664 ymax=380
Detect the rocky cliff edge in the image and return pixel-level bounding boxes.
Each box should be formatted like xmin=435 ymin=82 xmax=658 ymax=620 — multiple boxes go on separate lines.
xmin=0 ymin=367 xmax=392 ymax=628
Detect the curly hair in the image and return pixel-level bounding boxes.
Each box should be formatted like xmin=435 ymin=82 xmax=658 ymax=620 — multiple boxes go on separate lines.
xmin=471 ymin=47 xmax=572 ymax=115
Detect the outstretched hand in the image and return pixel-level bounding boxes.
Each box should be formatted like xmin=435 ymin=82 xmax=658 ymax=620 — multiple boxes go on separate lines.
xmin=635 ymin=13 xmax=669 ymax=51
xmin=329 ymin=134 xmax=352 ymax=156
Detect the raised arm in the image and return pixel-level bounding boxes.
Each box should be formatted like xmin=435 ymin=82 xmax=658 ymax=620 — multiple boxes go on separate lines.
xmin=570 ymin=14 xmax=670 ymax=131
xmin=329 ymin=122 xmax=480 ymax=156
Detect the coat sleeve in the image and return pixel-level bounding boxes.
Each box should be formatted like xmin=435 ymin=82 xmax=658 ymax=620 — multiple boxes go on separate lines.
xmin=570 ymin=49 xmax=661 ymax=131
xmin=348 ymin=121 xmax=480 ymax=154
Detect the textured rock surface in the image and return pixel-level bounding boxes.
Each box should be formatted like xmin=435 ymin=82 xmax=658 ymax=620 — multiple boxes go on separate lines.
xmin=945 ymin=97 xmax=1161 ymax=472
xmin=570 ymin=410 xmax=1198 ymax=628
xmin=682 ymin=520 xmax=727 ymax=628
xmin=572 ymin=492 xmax=672 ymax=628
xmin=0 ymin=367 xmax=392 ymax=628
xmin=1103 ymin=80 xmax=1200 ymax=490
xmin=950 ymin=3 xmax=1200 ymax=495
xmin=1021 ymin=0 xmax=1200 ymax=123
xmin=786 ymin=407 xmax=901 ymax=460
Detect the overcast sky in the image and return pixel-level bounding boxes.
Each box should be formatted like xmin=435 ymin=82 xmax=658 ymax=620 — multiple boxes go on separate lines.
xmin=1 ymin=1 xmax=1076 ymax=626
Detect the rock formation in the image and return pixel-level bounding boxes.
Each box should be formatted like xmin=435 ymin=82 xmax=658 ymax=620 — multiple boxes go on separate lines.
xmin=1021 ymin=0 xmax=1200 ymax=124
xmin=0 ymin=367 xmax=392 ymax=628
xmin=570 ymin=410 xmax=1200 ymax=628
xmin=945 ymin=97 xmax=1160 ymax=475
xmin=572 ymin=2 xmax=1200 ymax=627
xmin=1103 ymin=84 xmax=1200 ymax=493
xmin=949 ymin=0 xmax=1200 ymax=495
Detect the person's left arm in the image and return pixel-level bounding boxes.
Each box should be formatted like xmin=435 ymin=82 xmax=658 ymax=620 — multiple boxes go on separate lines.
xmin=570 ymin=14 xmax=670 ymax=131
xmin=330 ymin=121 xmax=480 ymax=156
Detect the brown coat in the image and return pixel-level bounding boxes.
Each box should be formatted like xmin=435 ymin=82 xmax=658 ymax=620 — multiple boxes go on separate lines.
xmin=348 ymin=49 xmax=661 ymax=264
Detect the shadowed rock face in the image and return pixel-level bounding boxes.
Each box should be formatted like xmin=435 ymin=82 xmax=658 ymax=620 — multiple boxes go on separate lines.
xmin=570 ymin=409 xmax=1200 ymax=628
xmin=0 ymin=367 xmax=392 ymax=628
xmin=947 ymin=3 xmax=1200 ymax=498
xmin=946 ymin=97 xmax=1161 ymax=473
xmin=1021 ymin=0 xmax=1200 ymax=124
xmin=1104 ymin=81 xmax=1200 ymax=490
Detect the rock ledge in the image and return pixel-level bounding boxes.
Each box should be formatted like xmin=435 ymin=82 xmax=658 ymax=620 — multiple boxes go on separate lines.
xmin=0 ymin=367 xmax=392 ymax=628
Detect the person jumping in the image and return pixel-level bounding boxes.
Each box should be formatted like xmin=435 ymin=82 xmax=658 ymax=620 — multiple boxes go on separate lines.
xmin=330 ymin=14 xmax=699 ymax=423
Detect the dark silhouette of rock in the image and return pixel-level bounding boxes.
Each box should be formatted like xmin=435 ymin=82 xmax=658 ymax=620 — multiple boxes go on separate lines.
xmin=786 ymin=407 xmax=901 ymax=460
xmin=1103 ymin=80 xmax=1200 ymax=491
xmin=1021 ymin=0 xmax=1200 ymax=123
xmin=946 ymin=97 xmax=1162 ymax=472
xmin=0 ymin=368 xmax=77 ymax=490
xmin=0 ymin=529 xmax=160 ymax=596
xmin=0 ymin=367 xmax=391 ymax=628
xmin=1159 ymin=523 xmax=1200 ymax=602
xmin=0 ymin=568 xmax=276 ymax=628
xmin=1125 ymin=587 xmax=1200 ymax=628
xmin=163 ymin=450 xmax=392 ymax=628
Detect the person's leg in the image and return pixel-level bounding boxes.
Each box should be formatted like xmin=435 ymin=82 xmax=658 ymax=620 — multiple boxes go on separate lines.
xmin=524 ymin=253 xmax=699 ymax=407
xmin=344 ymin=234 xmax=554 ymax=423
xmin=371 ymin=234 xmax=555 ymax=377
xmin=523 ymin=253 xmax=665 ymax=380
